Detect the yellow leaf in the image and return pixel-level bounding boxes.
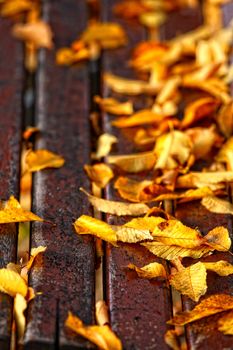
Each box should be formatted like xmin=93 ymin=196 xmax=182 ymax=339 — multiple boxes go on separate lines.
xmin=201 ymin=196 xmax=233 ymax=215
xmin=153 ymin=187 xmax=214 ymax=203
xmin=113 ymin=226 xmax=153 ymax=243
xmin=25 ymin=246 xmax=47 ymax=272
xmin=81 ymin=22 xmax=127 ymax=49
xmin=92 ymin=133 xmax=118 ymax=160
xmin=125 ymin=216 xmax=166 ymax=232
xmin=186 ymin=126 xmax=219 ymax=160
xmin=65 ymin=312 xmax=122 ymax=350
xmin=204 ymin=260 xmax=233 ymax=276
xmin=218 ymin=310 xmax=233 ymax=335
xmin=177 ymin=171 xmax=233 ymax=189
xmin=216 ymin=103 xmax=233 ymax=138
xmin=142 ymin=242 xmax=213 ymax=260
xmin=13 ymin=20 xmax=53 ymax=49
xmin=80 ymin=188 xmax=149 ymax=216
xmin=25 ymin=149 xmax=65 ymax=172
xmin=152 ymin=220 xmax=203 ymax=248
xmin=114 ymin=176 xmax=154 ymax=202
xmin=14 ymin=294 xmax=27 ymax=340
xmin=96 ymin=301 xmax=109 ymax=326
xmin=169 ymin=262 xmax=207 ymax=302
xmin=128 ymin=262 xmax=167 ymax=279
xmin=112 ymin=109 xmax=165 ymax=128
xmin=1 ymin=0 xmax=32 ymax=17
xmin=84 ymin=163 xmax=114 ymax=188
xmin=107 ymin=151 xmax=156 ymax=173
xmin=164 ymin=330 xmax=181 ymax=350
xmin=0 ymin=269 xmax=27 ymax=297
xmin=74 ymin=215 xmax=117 ymax=245
xmin=216 ymin=136 xmax=233 ymax=170
xmin=0 ymin=196 xmax=43 ymax=224
xmin=94 ymin=96 xmax=133 ymax=115
xmin=168 ymin=294 xmax=233 ymax=326
xmin=204 ymin=226 xmax=231 ymax=251
xmin=181 ymin=97 xmax=220 ymax=129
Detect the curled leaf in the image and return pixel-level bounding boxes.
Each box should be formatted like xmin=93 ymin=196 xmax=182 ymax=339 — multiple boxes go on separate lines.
xmin=80 ymin=188 xmax=149 ymax=216
xmin=204 ymin=260 xmax=233 ymax=276
xmin=25 ymin=149 xmax=65 ymax=173
xmin=65 ymin=312 xmax=122 ymax=350
xmin=177 ymin=171 xmax=233 ymax=189
xmin=94 ymin=96 xmax=133 ymax=115
xmin=0 ymin=196 xmax=43 ymax=224
xmin=164 ymin=329 xmax=181 ymax=350
xmin=201 ymin=195 xmax=233 ymax=215
xmin=92 ymin=133 xmax=118 ymax=159
xmin=112 ymin=109 xmax=166 ymax=128
xmin=96 ymin=301 xmax=109 ymax=326
xmin=168 ymin=294 xmax=233 ymax=326
xmin=107 ymin=151 xmax=156 ymax=173
xmin=128 ymin=262 xmax=167 ymax=279
xmin=84 ymin=163 xmax=114 ymax=189
xmin=204 ymin=226 xmax=231 ymax=251
xmin=0 ymin=269 xmax=28 ymax=298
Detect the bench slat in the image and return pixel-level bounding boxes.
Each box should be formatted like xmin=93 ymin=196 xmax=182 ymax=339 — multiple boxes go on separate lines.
xmin=24 ymin=1 xmax=95 ymax=349
xmin=0 ymin=16 xmax=23 ymax=350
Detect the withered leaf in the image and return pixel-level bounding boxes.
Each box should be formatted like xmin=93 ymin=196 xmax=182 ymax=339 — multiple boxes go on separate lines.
xmin=25 ymin=246 xmax=47 ymax=273
xmin=65 ymin=312 xmax=122 ymax=350
xmin=84 ymin=163 xmax=114 ymax=189
xmin=94 ymin=96 xmax=133 ymax=115
xmin=80 ymin=188 xmax=149 ymax=216
xmin=113 ymin=226 xmax=153 ymax=243
xmin=201 ymin=195 xmax=233 ymax=215
xmin=107 ymin=151 xmax=156 ymax=173
xmin=164 ymin=329 xmax=181 ymax=350
xmin=96 ymin=300 xmax=109 ymax=326
xmin=204 ymin=260 xmax=233 ymax=276
xmin=168 ymin=294 xmax=233 ymax=326
xmin=114 ymin=177 xmax=156 ymax=202
xmin=177 ymin=171 xmax=233 ymax=189
xmin=0 ymin=269 xmax=28 ymax=298
xmin=25 ymin=149 xmax=65 ymax=172
xmin=92 ymin=133 xmax=118 ymax=159
xmin=125 ymin=216 xmax=166 ymax=232
xmin=169 ymin=262 xmax=207 ymax=302
xmin=218 ymin=310 xmax=233 ymax=335
xmin=204 ymin=226 xmax=231 ymax=251
xmin=112 ymin=109 xmax=166 ymax=128
xmin=0 ymin=196 xmax=43 ymax=224
xmin=128 ymin=262 xmax=167 ymax=279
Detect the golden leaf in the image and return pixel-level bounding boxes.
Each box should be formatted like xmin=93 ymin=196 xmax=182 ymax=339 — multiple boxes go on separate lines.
xmin=14 ymin=294 xmax=27 ymax=340
xmin=74 ymin=215 xmax=117 ymax=245
xmin=128 ymin=262 xmax=167 ymax=279
xmin=84 ymin=163 xmax=114 ymax=189
xmin=107 ymin=151 xmax=156 ymax=173
xmin=112 ymin=109 xmax=166 ymax=128
xmin=25 ymin=149 xmax=65 ymax=172
xmin=96 ymin=300 xmax=109 ymax=326
xmin=168 ymin=294 xmax=233 ymax=326
xmin=152 ymin=220 xmax=203 ymax=248
xmin=114 ymin=177 xmax=156 ymax=202
xmin=218 ymin=310 xmax=233 ymax=335
xmin=0 ymin=269 xmax=28 ymax=297
xmin=154 ymin=131 xmax=192 ymax=170
xmin=181 ymin=97 xmax=220 ymax=129
xmin=177 ymin=171 xmax=233 ymax=189
xmin=204 ymin=226 xmax=231 ymax=251
xmin=25 ymin=246 xmax=47 ymax=272
xmin=169 ymin=262 xmax=207 ymax=301
xmin=80 ymin=188 xmax=149 ymax=216
xmin=65 ymin=312 xmax=122 ymax=350
xmin=153 ymin=187 xmax=214 ymax=203
xmin=164 ymin=330 xmax=181 ymax=350
xmin=186 ymin=126 xmax=218 ymax=160
xmin=113 ymin=226 xmax=153 ymax=243
xmin=81 ymin=22 xmax=127 ymax=49
xmin=1 ymin=0 xmax=32 ymax=16
xmin=92 ymin=133 xmax=118 ymax=160
xmin=201 ymin=195 xmax=233 ymax=215
xmin=142 ymin=242 xmax=212 ymax=260
xmin=204 ymin=260 xmax=233 ymax=276
xmin=13 ymin=20 xmax=53 ymax=49
xmin=94 ymin=96 xmax=133 ymax=115
xmin=0 ymin=196 xmax=43 ymax=224
xmin=125 ymin=216 xmax=166 ymax=232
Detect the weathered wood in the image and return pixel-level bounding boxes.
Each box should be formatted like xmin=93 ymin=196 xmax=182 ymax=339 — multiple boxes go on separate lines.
xmin=24 ymin=1 xmax=95 ymax=349
xmin=0 ymin=15 xmax=23 ymax=350
xmin=101 ymin=1 xmax=174 ymax=349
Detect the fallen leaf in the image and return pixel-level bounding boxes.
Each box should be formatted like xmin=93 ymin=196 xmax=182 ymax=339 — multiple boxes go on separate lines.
xmin=168 ymin=294 xmax=233 ymax=325
xmin=25 ymin=246 xmax=47 ymax=272
xmin=0 ymin=268 xmax=28 ymax=298
xmin=216 ymin=136 xmax=233 ymax=170
xmin=164 ymin=329 xmax=181 ymax=350
xmin=25 ymin=149 xmax=65 ymax=172
xmin=186 ymin=126 xmax=219 ymax=160
xmin=84 ymin=163 xmax=114 ymax=188
xmin=204 ymin=260 xmax=233 ymax=276
xmin=201 ymin=195 xmax=233 ymax=215
xmin=65 ymin=312 xmax=122 ymax=350
xmin=96 ymin=301 xmax=109 ymax=326
xmin=218 ymin=310 xmax=233 ymax=335
xmin=112 ymin=109 xmax=166 ymax=128
xmin=169 ymin=262 xmax=207 ymax=301
xmin=216 ymin=102 xmax=233 ymax=138
xmin=80 ymin=188 xmax=149 ymax=216
xmin=14 ymin=293 xmax=27 ymax=340
xmin=142 ymin=242 xmax=212 ymax=260
xmin=177 ymin=171 xmax=233 ymax=189
xmin=94 ymin=96 xmax=133 ymax=115
xmin=0 ymin=196 xmax=43 ymax=224
xmin=92 ymin=133 xmax=118 ymax=159
xmin=107 ymin=151 xmax=156 ymax=173
xmin=152 ymin=187 xmax=214 ymax=203
xmin=128 ymin=262 xmax=167 ymax=279
xmin=113 ymin=226 xmax=153 ymax=243
xmin=152 ymin=220 xmax=203 ymax=248
xmin=74 ymin=215 xmax=117 ymax=245
xmin=125 ymin=216 xmax=166 ymax=232
xmin=204 ymin=226 xmax=231 ymax=251
xmin=13 ymin=20 xmax=53 ymax=49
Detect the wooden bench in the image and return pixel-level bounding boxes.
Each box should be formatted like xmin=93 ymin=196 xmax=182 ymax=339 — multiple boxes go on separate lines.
xmin=0 ymin=1 xmax=233 ymax=349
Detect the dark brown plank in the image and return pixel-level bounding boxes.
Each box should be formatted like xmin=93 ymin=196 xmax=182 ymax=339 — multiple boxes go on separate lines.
xmin=101 ymin=1 xmax=174 ymax=349
xmin=24 ymin=1 xmax=95 ymax=349
xmin=0 ymin=15 xmax=23 ymax=350
xmin=175 ymin=4 xmax=233 ymax=350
